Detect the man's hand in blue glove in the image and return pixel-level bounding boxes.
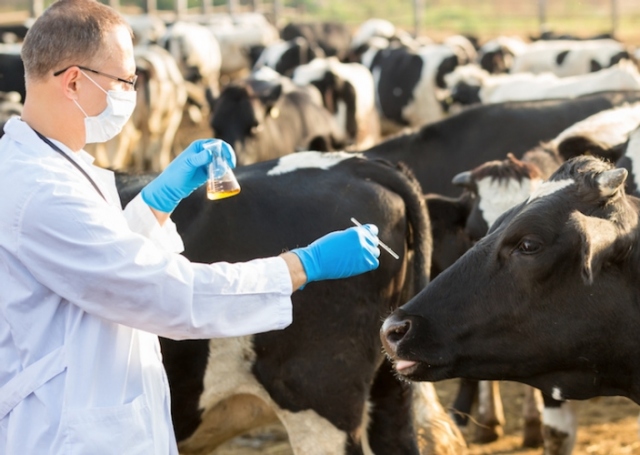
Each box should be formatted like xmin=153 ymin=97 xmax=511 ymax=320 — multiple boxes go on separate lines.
xmin=141 ymin=139 xmax=236 ymax=213
xmin=291 ymin=225 xmax=381 ymax=286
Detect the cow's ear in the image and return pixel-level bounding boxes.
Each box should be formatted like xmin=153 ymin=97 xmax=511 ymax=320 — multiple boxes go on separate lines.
xmin=570 ymin=211 xmax=619 ymax=285
xmin=596 ymin=167 xmax=627 ymax=198
xmin=260 ymin=83 xmax=283 ymax=111
xmin=452 ymin=170 xmax=473 ymax=189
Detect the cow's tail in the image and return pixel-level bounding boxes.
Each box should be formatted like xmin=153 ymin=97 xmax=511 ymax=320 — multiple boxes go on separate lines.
xmin=358 ymin=158 xmax=432 ymax=297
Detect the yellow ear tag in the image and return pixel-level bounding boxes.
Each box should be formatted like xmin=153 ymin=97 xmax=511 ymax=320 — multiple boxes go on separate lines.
xmin=270 ymin=106 xmax=280 ymax=119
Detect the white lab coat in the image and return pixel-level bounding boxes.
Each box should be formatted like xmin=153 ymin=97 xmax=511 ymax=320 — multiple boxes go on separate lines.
xmin=0 ymin=118 xmax=294 ymax=454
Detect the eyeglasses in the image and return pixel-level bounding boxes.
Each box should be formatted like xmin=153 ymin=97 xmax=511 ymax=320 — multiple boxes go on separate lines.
xmin=53 ymin=65 xmax=137 ymax=89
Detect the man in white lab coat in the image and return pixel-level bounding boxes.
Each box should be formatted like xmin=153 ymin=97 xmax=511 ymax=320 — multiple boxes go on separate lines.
xmin=0 ymin=1 xmax=381 ymax=453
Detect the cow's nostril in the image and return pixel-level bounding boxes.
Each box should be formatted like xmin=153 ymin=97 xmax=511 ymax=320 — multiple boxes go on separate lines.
xmin=385 ymin=320 xmax=411 ymax=344
xmin=381 ymin=314 xmax=413 ymax=358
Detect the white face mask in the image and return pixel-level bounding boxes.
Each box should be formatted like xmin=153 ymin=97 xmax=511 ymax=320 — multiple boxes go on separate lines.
xmin=74 ymin=70 xmax=137 ymax=144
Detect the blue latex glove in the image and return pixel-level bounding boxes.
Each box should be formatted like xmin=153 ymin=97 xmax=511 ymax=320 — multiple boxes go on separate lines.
xmin=292 ymin=224 xmax=381 ymax=285
xmin=141 ymin=139 xmax=236 ymax=213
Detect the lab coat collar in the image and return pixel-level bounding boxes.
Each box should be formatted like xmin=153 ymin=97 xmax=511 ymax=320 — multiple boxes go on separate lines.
xmin=4 ymin=117 xmax=121 ymax=208
xmin=4 ymin=117 xmax=95 ymax=164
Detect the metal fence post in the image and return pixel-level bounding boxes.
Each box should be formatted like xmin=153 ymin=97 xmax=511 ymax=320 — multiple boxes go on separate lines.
xmin=30 ymin=0 xmax=44 ymax=17
xmin=611 ymin=0 xmax=618 ymax=36
xmin=175 ymin=0 xmax=187 ymax=18
xmin=413 ymin=0 xmax=424 ymax=37
xmin=538 ymin=0 xmax=547 ymax=33
xmin=228 ymin=0 xmax=238 ymax=15
xmin=144 ymin=0 xmax=157 ymax=14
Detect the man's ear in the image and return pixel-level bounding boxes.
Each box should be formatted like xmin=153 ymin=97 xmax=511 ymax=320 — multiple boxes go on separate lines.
xmin=59 ymin=66 xmax=83 ymax=100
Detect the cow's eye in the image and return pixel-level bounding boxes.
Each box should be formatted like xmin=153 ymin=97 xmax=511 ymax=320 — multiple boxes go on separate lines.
xmin=515 ymin=237 xmax=542 ymax=255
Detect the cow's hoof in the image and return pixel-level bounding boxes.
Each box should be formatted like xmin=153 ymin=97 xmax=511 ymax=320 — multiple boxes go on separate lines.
xmin=473 ymin=424 xmax=502 ymax=444
xmin=522 ymin=418 xmax=544 ymax=448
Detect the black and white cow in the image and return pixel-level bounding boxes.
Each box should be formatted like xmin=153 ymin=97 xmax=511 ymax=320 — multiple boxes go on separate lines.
xmin=510 ymin=38 xmax=630 ymax=77
xmin=359 ymin=43 xmax=460 ymax=133
xmin=381 ymin=155 xmax=640 ymax=451
xmin=439 ymin=104 xmax=640 ymax=453
xmin=208 ymin=67 xmax=346 ymax=165
xmin=363 ymin=90 xmax=640 ymax=197
xmin=0 ymin=91 xmax=22 ymax=138
xmin=293 ymin=57 xmax=380 ymax=149
xmin=445 ymin=60 xmax=640 ymax=108
xmin=254 ymin=37 xmax=324 ymax=77
xmin=281 ymin=21 xmax=352 ymax=62
xmin=0 ymin=44 xmax=25 ymax=103
xmin=476 ymin=35 xmax=528 ymax=74
xmin=115 ymin=152 xmax=458 ymax=454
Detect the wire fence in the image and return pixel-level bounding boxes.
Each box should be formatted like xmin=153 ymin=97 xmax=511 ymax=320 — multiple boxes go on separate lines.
xmin=2 ymin=0 xmax=640 ymax=44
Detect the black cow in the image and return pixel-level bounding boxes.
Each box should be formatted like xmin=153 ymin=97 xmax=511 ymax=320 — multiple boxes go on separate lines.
xmin=381 ymin=155 xmax=640 ymax=428
xmin=0 ymin=44 xmax=25 ymax=103
xmin=207 ymin=68 xmax=346 ymax=165
xmin=117 ymin=152 xmax=437 ymax=454
xmin=281 ymin=21 xmax=352 ymax=62
xmin=363 ymin=90 xmax=640 ymax=197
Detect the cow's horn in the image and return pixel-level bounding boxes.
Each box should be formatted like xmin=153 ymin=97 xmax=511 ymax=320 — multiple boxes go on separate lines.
xmin=452 ymin=171 xmax=472 ymax=187
xmin=596 ymin=168 xmax=627 ymax=197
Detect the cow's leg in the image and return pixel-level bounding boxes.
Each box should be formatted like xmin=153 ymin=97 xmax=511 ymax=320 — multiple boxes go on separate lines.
xmin=450 ymin=378 xmax=478 ymax=437
xmin=522 ymin=386 xmax=544 ymax=448
xmin=412 ymin=382 xmax=468 ymax=455
xmin=367 ymin=359 xmax=420 ymax=454
xmin=178 ymin=393 xmax=278 ymax=455
xmin=276 ymin=408 xmax=351 ymax=455
xmin=474 ymin=380 xmax=505 ymax=443
xmin=541 ymin=395 xmax=578 ymax=455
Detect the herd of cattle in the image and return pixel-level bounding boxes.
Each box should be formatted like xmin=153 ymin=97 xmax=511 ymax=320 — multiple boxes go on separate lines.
xmin=3 ymin=12 xmax=640 ymax=455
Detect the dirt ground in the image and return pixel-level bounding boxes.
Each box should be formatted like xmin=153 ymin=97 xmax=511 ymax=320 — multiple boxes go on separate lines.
xmin=211 ymin=379 xmax=640 ymax=455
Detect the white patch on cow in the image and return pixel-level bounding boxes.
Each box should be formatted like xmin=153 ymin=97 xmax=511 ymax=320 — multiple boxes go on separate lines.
xmin=625 ymin=127 xmax=640 ymax=186
xmin=543 ymin=401 xmax=578 ymax=439
xmin=252 ymin=65 xmax=283 ymax=83
xmin=351 ymin=18 xmax=396 ymax=50
xmin=267 ymin=151 xmax=362 ymax=176
xmin=444 ymin=63 xmax=489 ymax=90
xmin=552 ymin=100 xmax=640 ymax=152
xmin=478 ymin=176 xmax=543 ymax=227
xmin=178 ymin=336 xmax=349 ymax=454
xmin=526 ymin=179 xmax=574 ymax=204
xmin=292 ymin=58 xmax=330 ymax=86
xmin=255 ymin=40 xmax=292 ymax=69
xmin=401 ymin=45 xmax=454 ymax=127
xmin=552 ymin=386 xmax=564 ymax=401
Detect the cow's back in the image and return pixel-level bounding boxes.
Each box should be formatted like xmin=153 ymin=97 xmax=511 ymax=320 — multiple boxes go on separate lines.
xmin=364 ymin=90 xmax=640 ymax=197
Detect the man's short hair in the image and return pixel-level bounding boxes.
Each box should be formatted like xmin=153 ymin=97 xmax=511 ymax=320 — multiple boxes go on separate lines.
xmin=21 ymin=0 xmax=132 ymax=81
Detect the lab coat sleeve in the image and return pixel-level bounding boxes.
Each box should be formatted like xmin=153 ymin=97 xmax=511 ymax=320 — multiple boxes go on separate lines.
xmin=122 ymin=193 xmax=184 ymax=254
xmin=15 ymin=180 xmax=293 ymax=340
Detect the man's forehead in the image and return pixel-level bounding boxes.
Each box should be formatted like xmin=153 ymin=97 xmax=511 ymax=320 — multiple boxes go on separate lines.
xmin=101 ymin=25 xmax=135 ymax=72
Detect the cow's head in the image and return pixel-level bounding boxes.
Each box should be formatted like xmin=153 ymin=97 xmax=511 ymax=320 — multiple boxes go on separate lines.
xmin=209 ymin=80 xmax=282 ymax=164
xmin=382 ymin=156 xmax=640 ymax=402
xmin=452 ymin=153 xmax=545 ymax=241
xmin=443 ymin=64 xmax=487 ymax=107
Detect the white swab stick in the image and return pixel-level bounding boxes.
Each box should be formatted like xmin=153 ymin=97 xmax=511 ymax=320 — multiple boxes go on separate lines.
xmin=350 ymin=217 xmax=400 ymax=260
